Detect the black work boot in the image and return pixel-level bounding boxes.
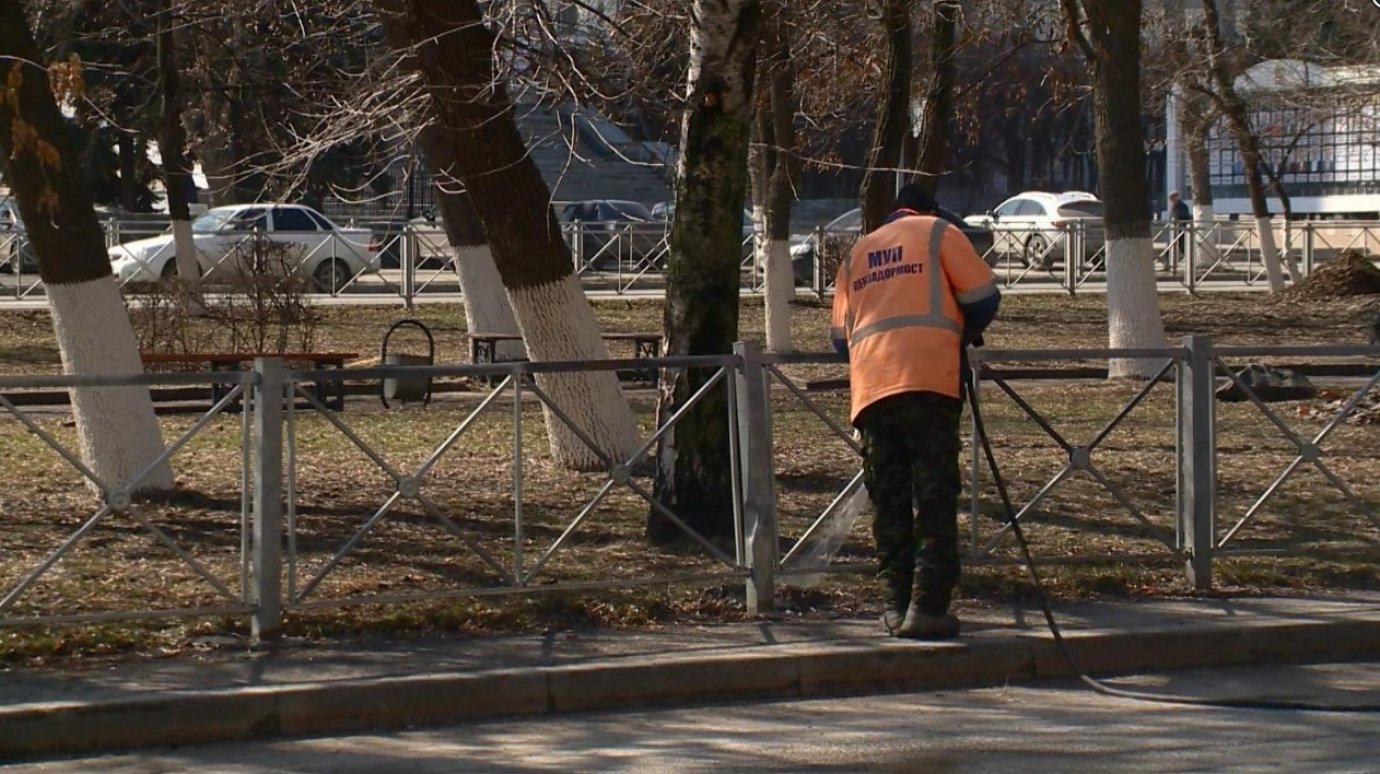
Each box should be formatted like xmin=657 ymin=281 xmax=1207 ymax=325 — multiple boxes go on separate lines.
xmin=878 ymin=575 xmax=911 ymax=636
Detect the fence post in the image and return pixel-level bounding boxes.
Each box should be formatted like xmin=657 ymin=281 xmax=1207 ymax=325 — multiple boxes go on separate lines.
xmin=401 ymin=226 xmax=416 ymax=310
xmin=1303 ymin=222 xmax=1315 ymax=277
xmin=1188 ymin=222 xmax=1200 ymax=293
xmin=1063 ymin=226 xmax=1076 ymax=295
xmin=1178 ymin=336 xmax=1215 ymax=591
xmin=733 ymin=341 xmax=777 ymax=615
xmin=812 ymin=226 xmax=825 ymax=301
xmin=251 ymin=357 xmax=285 ymax=641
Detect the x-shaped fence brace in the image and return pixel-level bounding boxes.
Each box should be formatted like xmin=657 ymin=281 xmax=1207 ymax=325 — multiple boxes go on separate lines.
xmin=968 ymin=357 xmax=1181 ymax=558
xmin=0 ymin=375 xmax=254 ymax=624
xmin=411 ymin=231 xmax=460 ymax=296
xmin=765 ymin=363 xmax=866 ymax=573
xmin=0 ymin=233 xmax=44 ymax=300
xmin=1214 ymin=359 xmax=1380 ymax=548
xmin=1308 ymin=223 xmax=1380 ymax=259
xmin=283 ymin=358 xmax=745 ymax=608
xmin=1196 ymin=224 xmax=1271 ymax=286
xmin=988 ymin=228 xmax=1073 ymax=292
xmin=268 ymin=238 xmax=399 ymax=299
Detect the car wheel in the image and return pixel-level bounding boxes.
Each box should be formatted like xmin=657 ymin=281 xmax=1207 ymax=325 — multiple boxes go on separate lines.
xmin=584 ymin=235 xmax=615 ymax=271
xmin=160 ymin=257 xmax=205 ymax=283
xmin=312 ymin=258 xmax=351 ymax=294
xmin=19 ymin=244 xmax=38 ymax=273
xmin=1022 ymin=234 xmax=1053 ymax=269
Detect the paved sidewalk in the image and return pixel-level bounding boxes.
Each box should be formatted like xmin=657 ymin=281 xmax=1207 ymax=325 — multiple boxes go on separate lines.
xmin=5 ymin=594 xmax=1380 ymax=760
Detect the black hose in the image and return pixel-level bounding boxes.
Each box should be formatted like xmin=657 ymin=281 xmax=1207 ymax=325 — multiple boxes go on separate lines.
xmin=965 ymin=373 xmax=1380 ymax=713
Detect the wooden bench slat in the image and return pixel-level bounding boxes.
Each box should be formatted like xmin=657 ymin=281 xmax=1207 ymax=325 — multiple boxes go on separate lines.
xmin=141 ymin=352 xmax=358 ymax=364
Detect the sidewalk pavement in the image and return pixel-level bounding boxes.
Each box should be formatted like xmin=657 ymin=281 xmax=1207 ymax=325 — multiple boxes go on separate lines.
xmin=5 ymin=594 xmax=1380 ymax=760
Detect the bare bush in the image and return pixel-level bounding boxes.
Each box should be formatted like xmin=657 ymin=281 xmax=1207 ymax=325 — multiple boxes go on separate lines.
xmin=129 ymin=234 xmax=319 ymax=358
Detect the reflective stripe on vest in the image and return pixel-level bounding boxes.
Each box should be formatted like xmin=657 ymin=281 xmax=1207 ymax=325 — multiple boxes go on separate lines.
xmin=848 ymin=221 xmax=958 ymax=347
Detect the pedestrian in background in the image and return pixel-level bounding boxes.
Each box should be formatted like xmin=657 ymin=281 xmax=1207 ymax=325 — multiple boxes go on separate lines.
xmin=1168 ymin=191 xmax=1191 ymax=268
xmin=830 ymin=184 xmax=1000 ymax=640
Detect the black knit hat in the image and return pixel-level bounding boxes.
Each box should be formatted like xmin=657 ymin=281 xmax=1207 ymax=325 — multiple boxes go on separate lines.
xmin=893 ymin=183 xmax=939 ymax=214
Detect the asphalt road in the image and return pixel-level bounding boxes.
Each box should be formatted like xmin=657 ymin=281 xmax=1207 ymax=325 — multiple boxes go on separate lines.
xmin=11 ymin=661 xmax=1380 ymax=773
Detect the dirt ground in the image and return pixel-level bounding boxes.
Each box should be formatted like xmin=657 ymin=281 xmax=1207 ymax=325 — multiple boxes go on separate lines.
xmin=2 ymin=292 xmax=1378 ymax=665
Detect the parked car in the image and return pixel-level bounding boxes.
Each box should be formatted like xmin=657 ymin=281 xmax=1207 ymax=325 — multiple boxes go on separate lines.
xmin=107 ymin=203 xmax=374 ymax=292
xmin=560 ymin=199 xmax=662 ymax=270
xmin=650 ymin=201 xmax=757 ymax=259
xmin=965 ymin=191 xmax=1104 ymax=269
xmin=789 ymin=206 xmax=995 ymax=286
xmin=0 ymin=198 xmax=38 ymax=274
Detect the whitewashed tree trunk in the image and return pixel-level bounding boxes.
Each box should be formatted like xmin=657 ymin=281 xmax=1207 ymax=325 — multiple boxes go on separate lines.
xmin=750 ymin=204 xmax=793 ymax=351
xmin=0 ymin=1 xmax=172 ymax=496
xmin=453 ymin=243 xmax=524 ymax=360
xmin=1255 ymin=216 xmax=1288 ymax=292
xmin=762 ymin=238 xmax=794 ymax=352
xmin=1065 ymin=0 xmax=1170 ymax=379
xmin=508 ymin=276 xmax=636 ymax=469
xmin=172 ymin=219 xmax=199 ymax=283
xmin=1191 ymin=202 xmax=1220 ymax=268
xmin=50 ymin=279 xmax=174 ymax=493
xmin=1199 ymin=0 xmax=1296 ymax=293
xmin=1105 ymin=237 xmax=1169 ymax=378
xmin=382 ymin=0 xmax=638 ymax=470
xmin=749 ymin=12 xmax=798 ymax=355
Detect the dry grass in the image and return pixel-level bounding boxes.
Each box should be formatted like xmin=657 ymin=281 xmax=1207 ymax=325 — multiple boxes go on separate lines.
xmin=2 ymin=292 xmax=1379 ymax=665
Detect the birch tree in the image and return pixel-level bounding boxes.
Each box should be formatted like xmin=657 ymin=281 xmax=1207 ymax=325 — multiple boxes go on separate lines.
xmin=1060 ymin=0 xmax=1169 ymax=378
xmin=650 ymin=0 xmax=762 ymax=545
xmin=375 ymin=0 xmax=636 ymax=471
xmin=0 ymin=0 xmax=172 ymax=492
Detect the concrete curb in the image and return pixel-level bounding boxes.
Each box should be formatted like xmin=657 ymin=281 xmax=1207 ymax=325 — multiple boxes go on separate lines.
xmin=5 ymin=618 xmax=1380 ymax=760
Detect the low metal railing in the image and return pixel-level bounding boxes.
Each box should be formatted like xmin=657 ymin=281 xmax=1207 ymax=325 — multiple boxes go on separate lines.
xmin=2 ymin=338 xmax=1378 ymax=638
xmin=5 ymin=218 xmax=1375 ymax=305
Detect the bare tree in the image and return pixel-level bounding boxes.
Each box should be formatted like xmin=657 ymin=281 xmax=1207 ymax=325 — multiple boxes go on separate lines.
xmin=1061 ymin=0 xmax=1169 ymax=378
xmin=156 ymin=0 xmax=201 ymax=288
xmin=376 ymin=0 xmax=637 ymax=471
xmin=913 ymin=0 xmax=960 ymax=194
xmin=650 ymin=0 xmax=762 ymax=545
xmin=1195 ymin=0 xmax=1297 ymax=291
xmin=858 ymin=0 xmax=912 ymax=232
xmin=426 ymin=164 xmax=524 ymax=361
xmin=0 ymin=0 xmax=171 ymax=492
xmin=749 ymin=2 xmax=799 ymax=354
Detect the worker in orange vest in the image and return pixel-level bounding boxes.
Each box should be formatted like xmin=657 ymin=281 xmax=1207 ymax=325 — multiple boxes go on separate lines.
xmin=830 ymin=184 xmax=1000 ymax=639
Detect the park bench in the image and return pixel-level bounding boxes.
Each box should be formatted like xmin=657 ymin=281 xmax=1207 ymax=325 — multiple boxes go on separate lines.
xmin=467 ymin=331 xmax=662 ymax=384
xmin=140 ymin=351 xmax=358 ymax=411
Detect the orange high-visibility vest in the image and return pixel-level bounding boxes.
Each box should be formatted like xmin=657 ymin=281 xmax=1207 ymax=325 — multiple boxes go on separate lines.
xmin=830 ymin=215 xmax=997 ymax=422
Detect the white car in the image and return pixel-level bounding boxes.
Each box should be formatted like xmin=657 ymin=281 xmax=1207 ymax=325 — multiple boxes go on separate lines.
xmin=966 ymin=191 xmax=1105 ymax=268
xmin=108 ymin=203 xmax=373 ymax=292
xmin=789 ymin=206 xmax=996 ymax=285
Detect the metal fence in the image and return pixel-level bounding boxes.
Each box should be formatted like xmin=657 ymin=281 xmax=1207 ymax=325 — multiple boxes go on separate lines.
xmin=804 ymin=219 xmax=1380 ymax=297
xmin=2 ymin=338 xmax=1378 ymax=638
xmin=6 ymin=219 xmax=1379 ymax=304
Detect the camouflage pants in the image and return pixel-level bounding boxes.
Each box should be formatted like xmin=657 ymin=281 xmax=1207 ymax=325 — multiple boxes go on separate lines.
xmin=857 ymin=391 xmax=963 ymax=616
